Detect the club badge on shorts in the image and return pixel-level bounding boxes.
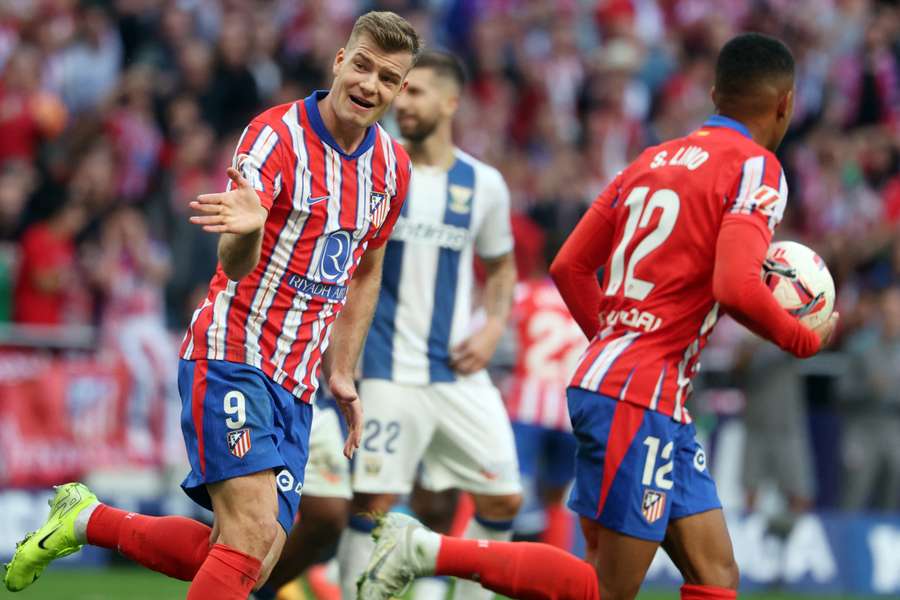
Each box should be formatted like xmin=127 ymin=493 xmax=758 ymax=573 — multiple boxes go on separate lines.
xmin=369 ymin=191 xmax=389 ymax=228
xmin=227 ymin=428 xmax=252 ymax=459
xmin=642 ymin=489 xmax=666 ymax=524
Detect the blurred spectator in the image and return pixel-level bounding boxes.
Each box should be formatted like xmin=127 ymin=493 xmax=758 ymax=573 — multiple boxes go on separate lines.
xmin=87 ymin=206 xmax=174 ymax=459
xmin=0 ymin=161 xmax=33 ymax=322
xmin=0 ymin=44 xmax=67 ymax=164
xmin=736 ymin=336 xmax=815 ymax=514
xmin=105 ymin=65 xmax=163 ymax=202
xmin=204 ymin=12 xmax=260 ymax=135
xmin=12 ymin=196 xmax=87 ymax=326
xmin=839 ymin=286 xmax=900 ymax=511
xmin=0 ymin=160 xmax=32 ymax=240
xmin=51 ymin=1 xmax=122 ymax=115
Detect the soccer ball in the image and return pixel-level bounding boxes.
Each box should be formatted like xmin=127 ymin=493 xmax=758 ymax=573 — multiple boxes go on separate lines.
xmin=762 ymin=241 xmax=835 ymax=329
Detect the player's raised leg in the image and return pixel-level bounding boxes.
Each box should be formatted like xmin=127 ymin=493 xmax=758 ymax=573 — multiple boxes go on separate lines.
xmin=358 ymin=512 xmax=600 ymax=600
xmin=3 ymin=482 xmax=213 ymax=592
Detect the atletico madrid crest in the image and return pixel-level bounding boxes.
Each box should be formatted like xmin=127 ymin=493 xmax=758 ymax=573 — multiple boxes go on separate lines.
xmin=227 ymin=428 xmax=251 ymax=459
xmin=642 ymin=489 xmax=666 ymax=524
xmin=369 ymin=191 xmax=389 ymax=228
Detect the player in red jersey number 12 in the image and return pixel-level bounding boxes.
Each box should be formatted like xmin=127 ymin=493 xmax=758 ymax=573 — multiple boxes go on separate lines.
xmin=357 ymin=33 xmax=837 ymax=600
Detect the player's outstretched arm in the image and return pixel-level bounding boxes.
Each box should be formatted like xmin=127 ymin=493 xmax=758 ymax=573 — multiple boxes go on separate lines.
xmin=713 ymin=216 xmax=837 ymax=357
xmin=189 ymin=167 xmax=268 ymax=281
xmin=322 ymin=244 xmax=386 ymax=458
xmin=450 ymin=251 xmax=516 ymax=374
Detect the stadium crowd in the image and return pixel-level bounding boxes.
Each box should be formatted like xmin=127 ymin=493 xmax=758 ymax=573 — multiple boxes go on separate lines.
xmin=0 ymin=0 xmax=898 ymax=512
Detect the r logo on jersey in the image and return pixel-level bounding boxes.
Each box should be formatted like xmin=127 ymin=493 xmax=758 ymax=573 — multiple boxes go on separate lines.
xmin=319 ymin=230 xmax=352 ymax=282
xmin=369 ymin=191 xmax=389 ymax=228
xmin=227 ymin=428 xmax=251 ymax=459
xmin=642 ymin=489 xmax=666 ymax=524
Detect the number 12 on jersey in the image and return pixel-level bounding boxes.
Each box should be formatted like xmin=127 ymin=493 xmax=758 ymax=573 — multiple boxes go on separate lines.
xmin=606 ymin=187 xmax=681 ymax=301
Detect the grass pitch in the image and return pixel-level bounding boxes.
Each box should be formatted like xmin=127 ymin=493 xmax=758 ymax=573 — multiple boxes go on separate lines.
xmin=1 ymin=567 xmax=872 ymax=599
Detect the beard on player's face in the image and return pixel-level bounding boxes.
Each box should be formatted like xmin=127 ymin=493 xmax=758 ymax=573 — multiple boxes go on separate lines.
xmin=398 ymin=112 xmax=440 ymax=142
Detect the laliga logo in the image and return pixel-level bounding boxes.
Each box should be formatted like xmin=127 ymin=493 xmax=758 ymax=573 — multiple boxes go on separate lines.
xmin=276 ymin=469 xmax=294 ymax=492
xmin=320 ymin=231 xmax=352 ymax=282
xmin=693 ymin=448 xmax=707 ymax=472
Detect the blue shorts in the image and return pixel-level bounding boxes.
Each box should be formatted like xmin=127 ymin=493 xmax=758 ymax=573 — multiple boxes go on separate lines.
xmin=178 ymin=359 xmax=313 ymax=534
xmin=512 ymin=422 xmax=576 ymax=489
xmin=512 ymin=421 xmax=577 ymax=535
xmin=566 ymin=387 xmax=721 ymax=542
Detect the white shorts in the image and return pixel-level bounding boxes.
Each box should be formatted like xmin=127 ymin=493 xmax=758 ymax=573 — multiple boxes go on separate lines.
xmin=302 ymin=403 xmax=353 ymax=499
xmin=352 ymin=378 xmax=521 ymax=496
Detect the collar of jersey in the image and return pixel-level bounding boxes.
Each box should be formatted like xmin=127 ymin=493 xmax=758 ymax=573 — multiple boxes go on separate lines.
xmin=303 ymin=90 xmax=377 ymax=159
xmin=702 ymin=114 xmax=752 ymax=139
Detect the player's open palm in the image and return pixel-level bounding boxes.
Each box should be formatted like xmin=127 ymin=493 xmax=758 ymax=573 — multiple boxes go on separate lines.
xmin=329 ymin=373 xmax=363 ymax=459
xmin=189 ymin=164 xmax=268 ymax=234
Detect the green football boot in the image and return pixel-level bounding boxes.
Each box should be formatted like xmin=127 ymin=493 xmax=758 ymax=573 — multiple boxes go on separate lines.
xmin=3 ymin=482 xmax=98 ymax=592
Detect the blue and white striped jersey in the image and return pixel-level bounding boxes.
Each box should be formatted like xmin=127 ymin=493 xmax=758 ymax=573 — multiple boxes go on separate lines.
xmin=362 ymin=148 xmax=513 ymax=384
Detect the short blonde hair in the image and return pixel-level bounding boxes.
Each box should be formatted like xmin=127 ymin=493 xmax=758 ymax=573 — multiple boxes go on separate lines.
xmin=348 ymin=11 xmax=422 ymax=62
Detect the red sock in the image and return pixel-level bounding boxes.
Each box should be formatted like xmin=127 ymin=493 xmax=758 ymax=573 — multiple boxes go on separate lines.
xmin=187 ymin=543 xmax=261 ymax=599
xmin=681 ymin=584 xmax=738 ymax=599
xmin=540 ymin=503 xmax=573 ymax=550
xmin=436 ymin=537 xmax=599 ymax=600
xmin=86 ymin=504 xmax=211 ymax=580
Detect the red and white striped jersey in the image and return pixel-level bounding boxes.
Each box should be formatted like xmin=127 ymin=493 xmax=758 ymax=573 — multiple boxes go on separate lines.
xmin=505 ymin=278 xmax=587 ymax=431
xmin=180 ymin=91 xmax=411 ymax=402
xmin=570 ymin=115 xmax=788 ymax=423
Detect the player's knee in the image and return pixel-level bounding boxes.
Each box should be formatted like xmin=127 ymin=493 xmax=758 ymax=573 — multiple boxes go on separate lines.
xmin=720 ymin=559 xmax=740 ymax=590
xmin=224 ymin=511 xmax=281 ymax=559
xmin=687 ymin=555 xmax=739 ymax=590
xmin=473 ymin=492 xmax=523 ymax=521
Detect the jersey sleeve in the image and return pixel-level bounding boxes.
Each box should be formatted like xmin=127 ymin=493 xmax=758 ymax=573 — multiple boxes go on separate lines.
xmin=368 ymin=152 xmax=410 ymax=249
xmin=475 ymin=168 xmax=514 ymax=259
xmin=713 ymin=216 xmax=820 ymax=358
xmin=228 ymin=113 xmax=286 ymax=211
xmin=725 ymin=154 xmax=788 ymax=235
xmin=549 ymin=172 xmax=621 ymax=339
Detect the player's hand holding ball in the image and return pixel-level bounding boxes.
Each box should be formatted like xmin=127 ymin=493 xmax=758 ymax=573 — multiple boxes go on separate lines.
xmin=763 ymin=240 xmax=840 ymax=349
xmin=189 ymin=162 xmax=268 ymax=234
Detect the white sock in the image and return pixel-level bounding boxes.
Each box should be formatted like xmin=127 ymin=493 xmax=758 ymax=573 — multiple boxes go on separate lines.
xmin=448 ymin=517 xmax=513 ymax=600
xmin=73 ymin=501 xmax=100 ymax=544
xmin=410 ymin=576 xmax=450 ymax=600
xmin=409 ymin=525 xmax=441 ymax=575
xmin=337 ymin=519 xmax=376 ymax=600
